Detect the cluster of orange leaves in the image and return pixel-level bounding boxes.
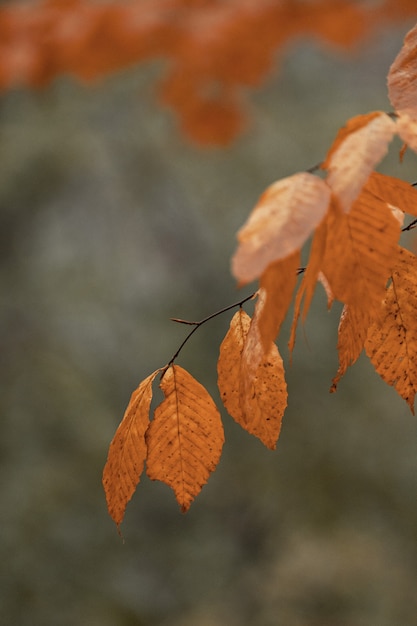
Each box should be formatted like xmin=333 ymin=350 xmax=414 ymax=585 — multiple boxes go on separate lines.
xmin=1 ymin=0 xmax=417 ymax=145
xmin=103 ymin=22 xmax=417 ymax=526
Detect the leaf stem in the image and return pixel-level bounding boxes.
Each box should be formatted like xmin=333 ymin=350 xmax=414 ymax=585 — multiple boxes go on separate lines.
xmin=165 ymin=291 xmax=256 ymax=370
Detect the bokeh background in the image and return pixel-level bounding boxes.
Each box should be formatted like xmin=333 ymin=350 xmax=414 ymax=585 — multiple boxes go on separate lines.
xmin=2 ymin=8 xmax=417 ymax=626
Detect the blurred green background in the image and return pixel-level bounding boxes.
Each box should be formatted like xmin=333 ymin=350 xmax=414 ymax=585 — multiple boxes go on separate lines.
xmin=2 ymin=14 xmax=417 ymax=626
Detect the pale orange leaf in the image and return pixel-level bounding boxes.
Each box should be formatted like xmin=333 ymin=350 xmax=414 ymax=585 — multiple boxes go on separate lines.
xmin=321 ymin=183 xmax=401 ymax=315
xmin=258 ymin=250 xmax=300 ymax=351
xmin=395 ymin=112 xmax=417 ymax=155
xmin=146 ymin=365 xmax=224 ymax=512
xmin=217 ymin=307 xmax=287 ymax=450
xmin=388 ymin=23 xmax=417 ymax=116
xmin=331 ymin=305 xmax=372 ymax=392
xmin=232 ymin=172 xmax=330 ymax=284
xmin=102 ymin=369 xmax=160 ymax=529
xmin=324 ymin=112 xmax=396 ymax=213
xmin=365 ymin=247 xmax=417 ymax=413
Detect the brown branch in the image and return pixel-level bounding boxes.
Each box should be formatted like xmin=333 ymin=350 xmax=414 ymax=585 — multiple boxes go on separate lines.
xmin=163 ymin=291 xmax=257 ymax=374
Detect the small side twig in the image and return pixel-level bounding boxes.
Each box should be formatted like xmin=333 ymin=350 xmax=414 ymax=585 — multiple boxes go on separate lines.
xmin=162 ymin=292 xmax=256 ymax=374
xmin=402 ymin=218 xmax=417 ymax=232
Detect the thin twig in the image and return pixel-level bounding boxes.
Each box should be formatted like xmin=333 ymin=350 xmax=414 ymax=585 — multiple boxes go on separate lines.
xmin=170 ymin=317 xmax=199 ymax=325
xmin=306 ymin=161 xmax=323 ymax=173
xmin=164 ymin=291 xmax=256 ymax=372
xmin=402 ymin=218 xmax=417 ymax=232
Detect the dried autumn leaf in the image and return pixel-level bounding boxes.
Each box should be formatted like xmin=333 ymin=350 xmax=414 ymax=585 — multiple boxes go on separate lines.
xmin=324 ymin=112 xmax=396 ymax=213
xmin=241 ymin=294 xmax=287 ymax=449
xmin=331 ymin=305 xmax=372 ymax=392
xmin=321 ymin=182 xmax=401 ymax=315
xmin=366 ymin=170 xmax=417 ymax=217
xmin=258 ymin=251 xmax=300 ymax=351
xmin=102 ymin=369 xmax=160 ymax=529
xmin=232 ymin=172 xmax=330 ymax=285
xmin=365 ymin=247 xmax=417 ymax=413
xmin=240 ymin=349 xmax=287 ymax=450
xmin=396 ymin=112 xmax=417 ymax=154
xmin=217 ymin=309 xmax=251 ymax=424
xmin=387 ymin=22 xmax=417 ymax=116
xmin=217 ymin=306 xmax=287 ymax=450
xmin=146 ymin=365 xmax=224 ymax=512
xmin=289 ymin=216 xmax=328 ymax=353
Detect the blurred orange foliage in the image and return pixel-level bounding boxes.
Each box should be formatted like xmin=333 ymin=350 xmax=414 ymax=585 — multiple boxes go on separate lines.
xmin=1 ymin=0 xmax=416 ymax=144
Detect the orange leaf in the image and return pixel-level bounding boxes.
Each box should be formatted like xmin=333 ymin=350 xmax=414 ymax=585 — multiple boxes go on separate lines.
xmin=365 ymin=247 xmax=417 ymax=413
xmin=317 ymin=271 xmax=334 ymax=309
xmin=366 ymin=170 xmax=417 ymax=218
xmin=102 ymin=369 xmax=160 ymax=529
xmin=331 ymin=305 xmax=372 ymax=392
xmin=217 ymin=309 xmax=251 ymax=424
xmin=388 ymin=22 xmax=417 ymax=116
xmin=241 ymin=296 xmax=287 ymax=449
xmin=289 ymin=215 xmax=328 ymax=352
xmin=321 ymin=184 xmax=401 ymax=314
xmin=232 ymin=172 xmax=330 ymax=284
xmin=324 ymin=112 xmax=396 ymax=213
xmin=146 ymin=365 xmax=224 ymax=512
xmin=258 ymin=251 xmax=300 ymax=351
xmin=217 ymin=306 xmax=287 ymax=450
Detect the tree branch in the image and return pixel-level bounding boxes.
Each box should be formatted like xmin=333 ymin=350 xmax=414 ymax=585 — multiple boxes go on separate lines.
xmin=162 ymin=291 xmax=256 ymax=373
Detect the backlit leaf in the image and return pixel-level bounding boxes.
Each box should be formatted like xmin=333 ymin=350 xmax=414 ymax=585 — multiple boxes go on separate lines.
xmin=388 ymin=22 xmax=417 ymax=116
xmin=365 ymin=247 xmax=417 ymax=413
xmin=102 ymin=369 xmax=160 ymax=529
xmin=396 ymin=112 xmax=417 ymax=154
xmin=324 ymin=112 xmax=396 ymax=213
xmin=146 ymin=365 xmax=224 ymax=512
xmin=232 ymin=172 xmax=330 ymax=284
